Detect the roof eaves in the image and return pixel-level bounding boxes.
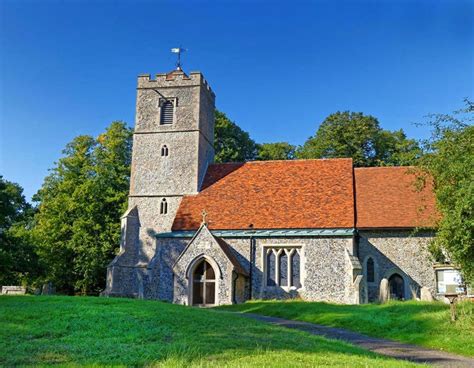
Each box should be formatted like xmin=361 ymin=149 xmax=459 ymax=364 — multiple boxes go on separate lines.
xmin=156 ymin=228 xmax=356 ymax=238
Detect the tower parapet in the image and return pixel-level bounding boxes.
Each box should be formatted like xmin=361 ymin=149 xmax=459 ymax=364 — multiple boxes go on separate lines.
xmin=137 ymin=71 xmax=215 ymax=96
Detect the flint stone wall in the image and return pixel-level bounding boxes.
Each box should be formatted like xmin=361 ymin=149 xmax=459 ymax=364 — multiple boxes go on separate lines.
xmin=105 ymin=265 xmax=140 ymax=298
xmin=127 ymin=196 xmax=182 ymax=259
xmin=105 ymin=229 xmax=437 ymax=305
xmin=254 ymin=237 xmax=356 ymax=303
xmin=358 ymin=230 xmax=436 ymax=301
xmin=130 ymin=132 xmax=200 ymax=196
xmin=152 ymin=235 xmax=357 ymax=304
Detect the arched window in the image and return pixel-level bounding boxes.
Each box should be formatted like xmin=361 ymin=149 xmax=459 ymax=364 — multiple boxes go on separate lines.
xmin=290 ymin=250 xmax=301 ymax=288
xmin=366 ymin=257 xmax=375 ymax=283
xmin=266 ymin=250 xmax=276 ymax=286
xmin=161 ymin=145 xmax=169 ymax=157
xmin=279 ymin=252 xmax=288 ymax=287
xmin=160 ymin=100 xmax=174 ymax=124
xmin=192 ymin=259 xmax=216 ymax=306
xmin=160 ymin=198 xmax=168 ymax=215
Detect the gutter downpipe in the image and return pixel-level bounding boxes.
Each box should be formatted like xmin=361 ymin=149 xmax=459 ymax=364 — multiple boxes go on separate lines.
xmin=232 ymin=272 xmax=238 ymax=304
xmin=249 ymin=235 xmax=256 ymax=300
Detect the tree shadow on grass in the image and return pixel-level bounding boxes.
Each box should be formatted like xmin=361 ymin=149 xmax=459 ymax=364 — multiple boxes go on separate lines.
xmin=0 ymin=296 xmax=418 ymax=367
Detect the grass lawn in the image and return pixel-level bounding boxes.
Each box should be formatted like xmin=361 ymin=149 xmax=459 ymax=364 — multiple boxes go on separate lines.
xmin=218 ymin=300 xmax=474 ymax=357
xmin=0 ymin=296 xmax=424 ymax=367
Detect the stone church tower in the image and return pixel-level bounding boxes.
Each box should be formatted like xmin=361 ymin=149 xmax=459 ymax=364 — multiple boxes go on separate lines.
xmin=104 ymin=69 xmax=215 ymax=297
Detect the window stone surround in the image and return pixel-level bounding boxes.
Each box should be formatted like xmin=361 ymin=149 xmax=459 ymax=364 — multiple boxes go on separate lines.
xmin=261 ymin=245 xmax=304 ymax=292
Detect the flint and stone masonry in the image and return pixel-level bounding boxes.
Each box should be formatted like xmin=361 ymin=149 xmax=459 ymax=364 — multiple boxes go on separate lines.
xmin=103 ymin=69 xmax=438 ymax=305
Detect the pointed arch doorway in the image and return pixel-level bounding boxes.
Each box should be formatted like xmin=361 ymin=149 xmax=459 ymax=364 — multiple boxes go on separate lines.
xmin=191 ymin=259 xmax=217 ymax=306
xmin=389 ymin=273 xmax=405 ymax=300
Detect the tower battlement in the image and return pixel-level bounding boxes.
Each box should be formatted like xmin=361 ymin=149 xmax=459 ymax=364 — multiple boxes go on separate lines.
xmin=137 ymin=71 xmax=215 ymax=98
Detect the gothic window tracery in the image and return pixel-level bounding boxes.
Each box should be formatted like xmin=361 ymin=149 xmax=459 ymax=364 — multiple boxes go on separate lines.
xmin=264 ymin=247 xmax=302 ymax=289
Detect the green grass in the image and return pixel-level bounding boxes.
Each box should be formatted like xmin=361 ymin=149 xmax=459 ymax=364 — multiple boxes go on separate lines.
xmin=0 ymin=296 xmax=423 ymax=367
xmin=218 ymin=300 xmax=474 ymax=357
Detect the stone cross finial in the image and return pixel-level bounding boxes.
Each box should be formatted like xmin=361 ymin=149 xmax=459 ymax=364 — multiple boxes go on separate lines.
xmin=201 ymin=210 xmax=208 ymax=225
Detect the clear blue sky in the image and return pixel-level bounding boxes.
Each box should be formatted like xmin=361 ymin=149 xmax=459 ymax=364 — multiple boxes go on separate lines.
xmin=1 ymin=0 xmax=473 ymax=200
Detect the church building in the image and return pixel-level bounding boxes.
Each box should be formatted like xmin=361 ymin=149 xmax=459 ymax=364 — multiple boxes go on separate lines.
xmin=104 ymin=69 xmax=441 ymax=306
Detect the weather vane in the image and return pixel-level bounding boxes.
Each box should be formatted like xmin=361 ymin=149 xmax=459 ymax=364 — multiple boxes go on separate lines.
xmin=171 ymin=46 xmax=187 ymax=70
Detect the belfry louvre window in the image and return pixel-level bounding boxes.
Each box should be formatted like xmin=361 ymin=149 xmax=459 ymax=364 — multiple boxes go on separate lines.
xmin=264 ymin=247 xmax=302 ymax=289
xmin=160 ymin=100 xmax=174 ymax=124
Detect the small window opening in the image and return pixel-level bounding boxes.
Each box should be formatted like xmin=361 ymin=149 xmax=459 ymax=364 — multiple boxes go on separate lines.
xmin=367 ymin=257 xmax=375 ymax=283
xmin=161 ymin=145 xmax=169 ymax=156
xmin=160 ymin=100 xmax=174 ymax=124
xmin=160 ymin=199 xmax=168 ymax=214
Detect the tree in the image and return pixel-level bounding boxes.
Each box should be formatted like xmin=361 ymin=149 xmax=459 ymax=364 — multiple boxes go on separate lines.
xmin=0 ymin=177 xmax=39 ymax=286
xmin=296 ymin=111 xmax=421 ymax=166
xmin=33 ymin=122 xmax=132 ymax=294
xmin=214 ymin=110 xmax=258 ymax=163
xmin=418 ymin=99 xmax=474 ymax=284
xmin=375 ymin=129 xmax=422 ymax=166
xmin=257 ymin=142 xmax=296 ymax=160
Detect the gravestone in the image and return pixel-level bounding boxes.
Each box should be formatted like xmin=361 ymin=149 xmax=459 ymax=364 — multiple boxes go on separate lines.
xmin=378 ymin=278 xmax=390 ymax=303
xmin=1 ymin=286 xmax=26 ymax=295
xmin=420 ymin=286 xmax=434 ymax=301
xmin=42 ymin=282 xmax=55 ymax=295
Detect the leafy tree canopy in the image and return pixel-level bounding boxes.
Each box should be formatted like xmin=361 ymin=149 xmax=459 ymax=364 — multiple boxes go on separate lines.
xmin=32 ymin=121 xmax=132 ymax=294
xmin=418 ymin=99 xmax=474 ymax=283
xmin=0 ymin=177 xmax=38 ymax=286
xmin=257 ymin=142 xmax=296 ymax=161
xmin=296 ymin=111 xmax=421 ymax=166
xmin=0 ymin=176 xmax=29 ymax=230
xmin=214 ymin=111 xmax=258 ymax=163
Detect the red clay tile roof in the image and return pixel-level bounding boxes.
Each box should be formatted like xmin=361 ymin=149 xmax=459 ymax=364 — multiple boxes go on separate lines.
xmin=172 ymin=160 xmax=438 ymax=231
xmin=355 ymin=167 xmax=439 ymax=229
xmin=173 ymin=159 xmax=356 ymax=230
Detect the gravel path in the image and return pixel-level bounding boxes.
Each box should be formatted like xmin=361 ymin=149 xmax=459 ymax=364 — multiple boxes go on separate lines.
xmin=238 ymin=313 xmax=474 ymax=367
